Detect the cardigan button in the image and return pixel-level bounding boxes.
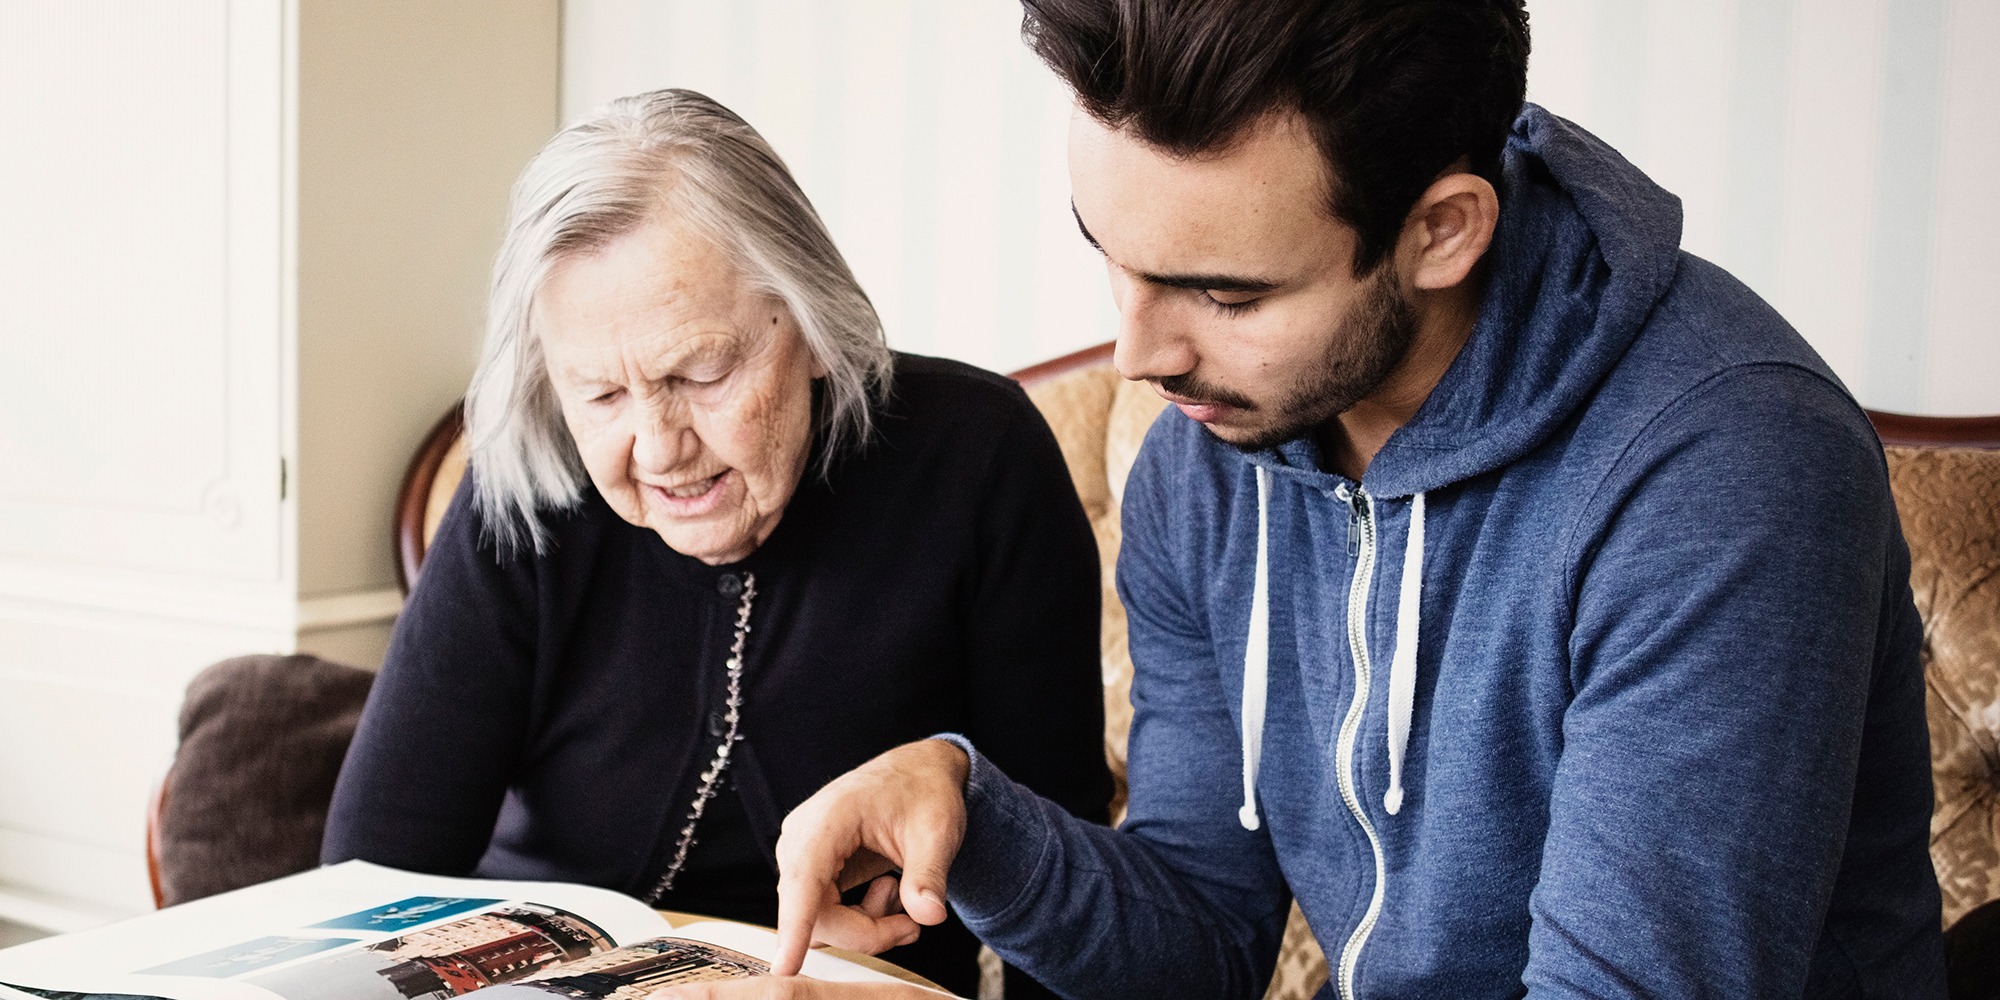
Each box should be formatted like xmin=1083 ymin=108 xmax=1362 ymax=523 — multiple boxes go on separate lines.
xmin=717 ymin=573 xmax=743 ymax=597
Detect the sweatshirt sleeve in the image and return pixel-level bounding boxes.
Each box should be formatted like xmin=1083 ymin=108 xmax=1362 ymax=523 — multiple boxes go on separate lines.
xmin=945 ymin=422 xmax=1292 ymax=999
xmin=320 ymin=474 xmax=540 ymax=873
xmin=1522 ymin=365 xmax=1937 ymax=997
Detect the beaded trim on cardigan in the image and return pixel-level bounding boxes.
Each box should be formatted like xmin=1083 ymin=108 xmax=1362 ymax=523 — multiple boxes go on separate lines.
xmin=646 ymin=572 xmax=756 ymax=904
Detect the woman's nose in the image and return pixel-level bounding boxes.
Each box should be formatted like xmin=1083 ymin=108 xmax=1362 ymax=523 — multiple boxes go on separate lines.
xmin=628 ymin=396 xmax=694 ymax=475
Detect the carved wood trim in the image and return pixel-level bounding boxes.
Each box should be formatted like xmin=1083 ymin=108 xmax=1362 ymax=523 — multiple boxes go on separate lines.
xmin=1009 ymin=341 xmax=1116 ymax=388
xmin=394 ymin=402 xmax=466 ymax=595
xmin=146 ymin=765 xmax=169 ymax=910
xmin=1865 ymin=410 xmax=2000 ymax=451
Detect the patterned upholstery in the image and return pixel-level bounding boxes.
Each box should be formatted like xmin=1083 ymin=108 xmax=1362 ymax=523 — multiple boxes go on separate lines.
xmin=1888 ymin=445 xmax=2000 ymax=927
xmin=1024 ymin=364 xmax=1331 ymax=1000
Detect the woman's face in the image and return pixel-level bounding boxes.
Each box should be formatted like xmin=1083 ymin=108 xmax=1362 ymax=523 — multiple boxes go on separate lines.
xmin=534 ymin=210 xmax=824 ymax=565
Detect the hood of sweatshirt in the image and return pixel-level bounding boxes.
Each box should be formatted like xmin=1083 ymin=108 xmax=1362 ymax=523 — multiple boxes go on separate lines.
xmin=1249 ymin=102 xmax=1685 ymax=497
xmin=1232 ymin=103 xmax=1687 ymax=829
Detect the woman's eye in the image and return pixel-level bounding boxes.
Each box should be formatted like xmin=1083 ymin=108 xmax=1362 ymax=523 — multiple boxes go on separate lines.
xmin=1202 ymin=291 xmax=1260 ymax=316
xmin=587 ymin=388 xmax=623 ymax=405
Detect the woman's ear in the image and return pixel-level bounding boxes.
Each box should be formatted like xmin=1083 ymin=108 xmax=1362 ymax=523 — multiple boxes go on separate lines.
xmin=1402 ymin=172 xmax=1500 ymax=292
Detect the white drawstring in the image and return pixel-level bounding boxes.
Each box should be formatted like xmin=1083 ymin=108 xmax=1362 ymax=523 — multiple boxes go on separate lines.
xmin=1238 ymin=475 xmax=1426 ymax=828
xmin=1238 ymin=466 xmax=1271 ymax=831
xmin=1383 ymin=492 xmax=1426 ymax=815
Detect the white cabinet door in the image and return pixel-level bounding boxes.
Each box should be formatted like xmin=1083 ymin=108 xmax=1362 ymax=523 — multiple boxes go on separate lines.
xmin=0 ymin=0 xmax=286 ymax=597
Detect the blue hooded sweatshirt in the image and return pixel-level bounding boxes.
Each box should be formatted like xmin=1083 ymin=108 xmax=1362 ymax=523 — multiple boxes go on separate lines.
xmin=941 ymin=106 xmax=1945 ymax=998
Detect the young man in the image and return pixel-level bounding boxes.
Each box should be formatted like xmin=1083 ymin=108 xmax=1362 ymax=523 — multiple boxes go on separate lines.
xmin=665 ymin=1 xmax=1946 ymax=997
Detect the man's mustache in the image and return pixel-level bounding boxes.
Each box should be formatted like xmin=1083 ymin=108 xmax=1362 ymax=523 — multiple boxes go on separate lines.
xmin=1154 ymin=373 xmax=1256 ymax=411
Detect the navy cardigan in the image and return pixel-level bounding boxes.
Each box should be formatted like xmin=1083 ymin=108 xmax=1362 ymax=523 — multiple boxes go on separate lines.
xmin=324 ymin=355 xmax=1113 ymax=995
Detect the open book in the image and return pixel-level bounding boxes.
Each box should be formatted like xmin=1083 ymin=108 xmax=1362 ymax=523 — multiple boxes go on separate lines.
xmin=0 ymin=862 xmax=929 ymax=1000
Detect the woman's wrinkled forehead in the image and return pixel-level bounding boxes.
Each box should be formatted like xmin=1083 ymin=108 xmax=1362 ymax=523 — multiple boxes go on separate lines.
xmin=533 ymin=212 xmax=788 ymax=382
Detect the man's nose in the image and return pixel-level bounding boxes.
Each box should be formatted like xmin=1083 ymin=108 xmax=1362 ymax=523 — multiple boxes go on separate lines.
xmin=1112 ymin=283 xmax=1196 ymax=384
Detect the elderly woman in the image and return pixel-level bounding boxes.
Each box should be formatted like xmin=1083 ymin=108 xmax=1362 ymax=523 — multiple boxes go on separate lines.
xmin=321 ymin=90 xmax=1110 ymax=996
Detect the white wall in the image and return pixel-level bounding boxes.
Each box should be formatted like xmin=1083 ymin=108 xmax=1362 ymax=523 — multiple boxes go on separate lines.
xmin=1528 ymin=0 xmax=1998 ymax=415
xmin=0 ymin=0 xmax=558 ymax=925
xmin=564 ymin=0 xmax=1118 ymax=379
xmin=563 ymin=0 xmax=2000 ymax=415
xmin=295 ymin=0 xmax=561 ymax=613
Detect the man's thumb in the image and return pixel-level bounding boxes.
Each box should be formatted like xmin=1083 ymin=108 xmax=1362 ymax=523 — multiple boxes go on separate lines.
xmin=900 ymin=875 xmax=949 ymax=927
xmin=897 ymin=829 xmax=954 ymax=926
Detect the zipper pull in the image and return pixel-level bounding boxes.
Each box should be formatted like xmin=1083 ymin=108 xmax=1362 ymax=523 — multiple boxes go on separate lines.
xmin=1347 ymin=495 xmax=1361 ymax=557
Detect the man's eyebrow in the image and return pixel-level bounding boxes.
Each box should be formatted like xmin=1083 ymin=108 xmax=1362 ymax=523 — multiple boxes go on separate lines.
xmin=1070 ymin=201 xmax=1282 ymax=295
xmin=1071 ymin=202 xmax=1102 ymax=251
xmin=1136 ymin=271 xmax=1282 ymax=294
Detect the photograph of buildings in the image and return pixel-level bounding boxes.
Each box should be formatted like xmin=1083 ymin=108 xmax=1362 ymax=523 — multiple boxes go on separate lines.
xmin=493 ymin=937 xmax=771 ymax=999
xmin=243 ymin=904 xmax=612 ymax=1000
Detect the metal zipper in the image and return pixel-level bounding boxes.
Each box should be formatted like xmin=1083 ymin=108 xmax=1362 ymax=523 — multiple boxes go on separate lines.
xmin=1333 ymin=484 xmax=1386 ymax=1000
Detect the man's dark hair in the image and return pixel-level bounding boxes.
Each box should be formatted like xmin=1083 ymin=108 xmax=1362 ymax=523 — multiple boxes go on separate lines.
xmin=1023 ymin=0 xmax=1530 ymax=275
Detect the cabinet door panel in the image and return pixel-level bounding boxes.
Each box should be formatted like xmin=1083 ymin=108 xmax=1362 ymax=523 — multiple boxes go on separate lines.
xmin=0 ymin=1 xmax=283 ymax=584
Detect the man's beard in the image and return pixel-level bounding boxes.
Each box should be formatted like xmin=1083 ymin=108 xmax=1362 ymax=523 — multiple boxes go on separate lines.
xmin=1161 ymin=263 xmax=1418 ymax=453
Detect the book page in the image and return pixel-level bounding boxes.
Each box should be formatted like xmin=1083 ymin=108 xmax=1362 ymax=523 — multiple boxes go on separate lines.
xmin=667 ymin=924 xmax=928 ymax=987
xmin=0 ymin=863 xmax=676 ymax=1000
xmin=0 ymin=864 xmax=943 ymax=1000
xmin=463 ymin=923 xmax=933 ymax=998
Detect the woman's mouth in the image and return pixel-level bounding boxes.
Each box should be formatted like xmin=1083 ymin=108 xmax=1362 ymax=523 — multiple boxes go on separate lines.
xmin=647 ymin=471 xmax=729 ymax=515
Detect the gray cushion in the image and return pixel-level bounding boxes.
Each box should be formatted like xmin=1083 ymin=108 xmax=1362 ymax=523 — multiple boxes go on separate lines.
xmin=158 ymin=654 xmax=373 ymax=905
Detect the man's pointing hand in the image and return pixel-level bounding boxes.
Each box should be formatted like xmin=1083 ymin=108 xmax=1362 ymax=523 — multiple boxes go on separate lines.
xmin=770 ymin=739 xmax=972 ymax=977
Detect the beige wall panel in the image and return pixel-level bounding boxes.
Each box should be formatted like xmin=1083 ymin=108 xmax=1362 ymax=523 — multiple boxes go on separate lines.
xmin=296 ymin=618 xmax=394 ymax=670
xmin=295 ymin=0 xmax=560 ymax=597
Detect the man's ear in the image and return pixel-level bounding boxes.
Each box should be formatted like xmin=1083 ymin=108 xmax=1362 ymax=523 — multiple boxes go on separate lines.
xmin=1401 ymin=172 xmax=1499 ymax=292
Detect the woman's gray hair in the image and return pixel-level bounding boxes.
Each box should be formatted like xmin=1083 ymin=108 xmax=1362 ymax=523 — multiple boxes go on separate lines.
xmin=465 ymin=88 xmax=893 ymax=554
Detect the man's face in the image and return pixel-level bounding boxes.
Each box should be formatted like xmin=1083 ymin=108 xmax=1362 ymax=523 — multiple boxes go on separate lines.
xmin=1068 ymin=110 xmax=1415 ymax=452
